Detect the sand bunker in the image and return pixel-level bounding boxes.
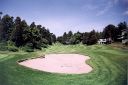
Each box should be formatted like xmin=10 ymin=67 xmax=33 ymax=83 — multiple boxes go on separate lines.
xmin=19 ymin=54 xmax=92 ymax=74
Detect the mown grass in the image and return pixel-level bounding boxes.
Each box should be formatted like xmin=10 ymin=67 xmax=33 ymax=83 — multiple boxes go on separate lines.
xmin=0 ymin=43 xmax=128 ymax=85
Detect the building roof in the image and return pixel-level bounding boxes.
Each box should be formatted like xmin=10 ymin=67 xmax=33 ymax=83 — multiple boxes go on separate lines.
xmin=122 ymin=28 xmax=128 ymax=32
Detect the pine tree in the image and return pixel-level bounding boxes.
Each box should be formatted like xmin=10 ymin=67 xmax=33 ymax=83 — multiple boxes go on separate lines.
xmin=87 ymin=30 xmax=98 ymax=45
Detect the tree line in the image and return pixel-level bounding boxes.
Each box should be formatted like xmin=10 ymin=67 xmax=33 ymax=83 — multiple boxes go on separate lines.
xmin=57 ymin=30 xmax=101 ymax=45
xmin=0 ymin=13 xmax=56 ymax=51
xmin=57 ymin=22 xmax=127 ymax=45
xmin=0 ymin=12 xmax=128 ymax=51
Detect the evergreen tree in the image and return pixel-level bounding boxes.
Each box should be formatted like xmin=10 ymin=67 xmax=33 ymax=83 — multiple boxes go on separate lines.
xmin=62 ymin=32 xmax=67 ymax=44
xmin=116 ymin=22 xmax=128 ymax=41
xmin=11 ymin=17 xmax=24 ymax=47
xmin=24 ymin=26 xmax=42 ymax=49
xmin=103 ymin=24 xmax=116 ymax=41
xmin=82 ymin=32 xmax=89 ymax=44
xmin=30 ymin=22 xmax=36 ymax=28
xmin=67 ymin=31 xmax=73 ymax=39
xmin=21 ymin=20 xmax=29 ymax=44
xmin=74 ymin=31 xmax=82 ymax=42
xmin=57 ymin=36 xmax=63 ymax=43
xmin=1 ymin=15 xmax=14 ymax=41
xmin=51 ymin=34 xmax=56 ymax=43
xmin=87 ymin=30 xmax=98 ymax=45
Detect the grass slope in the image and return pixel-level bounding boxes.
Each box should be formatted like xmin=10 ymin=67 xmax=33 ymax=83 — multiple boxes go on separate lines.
xmin=0 ymin=43 xmax=128 ymax=85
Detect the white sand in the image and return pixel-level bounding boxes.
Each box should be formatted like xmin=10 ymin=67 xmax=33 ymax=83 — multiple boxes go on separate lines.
xmin=19 ymin=54 xmax=93 ymax=74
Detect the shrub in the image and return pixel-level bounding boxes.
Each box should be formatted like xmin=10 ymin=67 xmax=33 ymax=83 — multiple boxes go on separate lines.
xmin=74 ymin=39 xmax=80 ymax=44
xmin=26 ymin=43 xmax=33 ymax=48
xmin=7 ymin=40 xmax=15 ymax=47
xmin=41 ymin=43 xmax=48 ymax=48
xmin=124 ymin=41 xmax=128 ymax=46
xmin=23 ymin=43 xmax=34 ymax=52
xmin=8 ymin=46 xmax=18 ymax=52
xmin=69 ymin=37 xmax=76 ymax=45
xmin=42 ymin=38 xmax=49 ymax=45
xmin=86 ymin=34 xmax=97 ymax=45
xmin=25 ymin=48 xmax=34 ymax=52
xmin=35 ymin=43 xmax=42 ymax=50
xmin=21 ymin=46 xmax=34 ymax=52
xmin=0 ymin=42 xmax=8 ymax=51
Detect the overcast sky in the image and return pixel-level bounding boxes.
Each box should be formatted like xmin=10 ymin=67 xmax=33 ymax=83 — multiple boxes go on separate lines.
xmin=0 ymin=0 xmax=128 ymax=36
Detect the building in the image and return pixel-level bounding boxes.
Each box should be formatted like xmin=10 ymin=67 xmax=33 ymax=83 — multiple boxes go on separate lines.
xmin=98 ymin=39 xmax=106 ymax=44
xmin=122 ymin=29 xmax=128 ymax=44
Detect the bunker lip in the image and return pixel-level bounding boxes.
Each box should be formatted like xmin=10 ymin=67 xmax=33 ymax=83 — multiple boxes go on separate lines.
xmin=18 ymin=54 xmax=93 ymax=74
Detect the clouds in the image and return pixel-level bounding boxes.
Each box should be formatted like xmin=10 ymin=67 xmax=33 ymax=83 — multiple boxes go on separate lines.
xmin=96 ymin=0 xmax=119 ymax=16
xmin=121 ymin=0 xmax=128 ymax=16
xmin=81 ymin=0 xmax=119 ymax=16
xmin=123 ymin=10 xmax=128 ymax=16
xmin=122 ymin=0 xmax=128 ymax=4
xmin=113 ymin=0 xmax=119 ymax=4
xmin=96 ymin=1 xmax=113 ymax=16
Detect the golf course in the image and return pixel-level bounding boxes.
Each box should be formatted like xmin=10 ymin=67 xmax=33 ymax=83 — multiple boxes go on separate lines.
xmin=0 ymin=0 xmax=128 ymax=85
xmin=0 ymin=43 xmax=128 ymax=85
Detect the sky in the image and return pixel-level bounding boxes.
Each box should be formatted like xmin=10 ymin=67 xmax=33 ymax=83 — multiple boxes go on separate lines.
xmin=0 ymin=0 xmax=128 ymax=36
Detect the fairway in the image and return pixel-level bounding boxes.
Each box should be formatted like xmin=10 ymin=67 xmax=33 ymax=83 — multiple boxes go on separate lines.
xmin=0 ymin=44 xmax=128 ymax=85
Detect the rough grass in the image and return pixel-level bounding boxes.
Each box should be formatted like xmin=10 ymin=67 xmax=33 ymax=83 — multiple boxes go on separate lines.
xmin=0 ymin=43 xmax=128 ymax=85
